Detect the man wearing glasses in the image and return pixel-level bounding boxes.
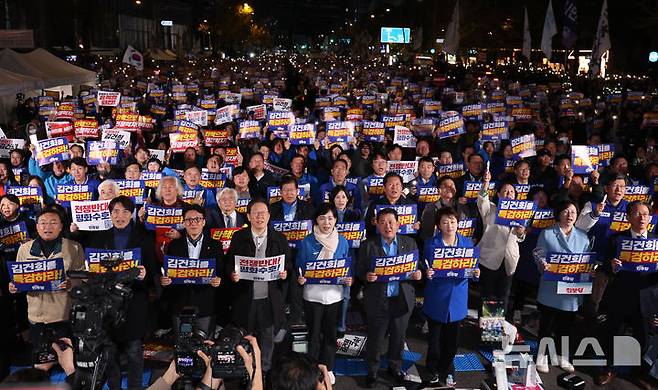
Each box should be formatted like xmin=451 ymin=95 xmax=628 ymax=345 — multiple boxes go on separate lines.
xmin=226 ymin=199 xmax=291 ymax=374
xmin=8 ymin=208 xmax=85 ymax=370
xmin=160 ymin=204 xmax=222 ymax=337
xmin=595 ymin=201 xmax=657 ymax=388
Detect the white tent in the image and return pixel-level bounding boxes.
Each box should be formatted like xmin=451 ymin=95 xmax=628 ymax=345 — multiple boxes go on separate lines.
xmin=0 ymin=66 xmax=41 ymax=96
xmin=0 ymin=48 xmax=96 ymax=91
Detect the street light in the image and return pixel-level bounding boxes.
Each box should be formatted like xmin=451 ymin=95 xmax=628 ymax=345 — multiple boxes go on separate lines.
xmin=241 ymin=3 xmax=254 ymax=14
xmin=135 ymin=0 xmax=142 ymax=4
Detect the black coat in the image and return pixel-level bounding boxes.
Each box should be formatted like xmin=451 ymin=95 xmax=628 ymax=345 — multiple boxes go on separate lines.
xmin=164 ymin=235 xmax=223 ymax=317
xmin=225 ymin=227 xmax=291 ymax=331
xmin=269 ymin=200 xmax=315 ymax=221
xmin=599 ymin=229 xmax=658 ymax=317
xmin=87 ymin=225 xmax=157 ymax=342
xmin=357 ymin=235 xmax=418 ymax=318
xmin=205 ymin=209 xmax=247 ymax=230
xmin=248 ymin=171 xmax=278 ymax=200
xmin=364 ymin=195 xmax=415 ymax=238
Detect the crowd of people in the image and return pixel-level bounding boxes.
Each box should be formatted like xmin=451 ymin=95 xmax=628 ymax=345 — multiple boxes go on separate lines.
xmin=0 ymin=51 xmax=657 ymax=389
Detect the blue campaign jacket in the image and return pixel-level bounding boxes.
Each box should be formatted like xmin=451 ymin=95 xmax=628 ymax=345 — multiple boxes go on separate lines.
xmin=295 ymin=231 xmax=351 ymax=275
xmin=422 ymin=233 xmax=474 ymax=323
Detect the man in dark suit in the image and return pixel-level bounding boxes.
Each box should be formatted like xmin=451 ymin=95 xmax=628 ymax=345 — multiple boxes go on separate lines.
xmin=596 ymin=201 xmax=658 ymax=389
xmin=160 ymin=204 xmax=222 ymax=336
xmin=270 ymin=175 xmax=314 ymax=324
xmin=454 ymin=152 xmax=485 ymax=197
xmin=364 ymin=172 xmax=417 ymax=237
xmin=357 ymin=207 xmax=422 ymax=387
xmin=88 ymin=196 xmax=157 ymax=390
xmin=248 ymin=152 xmax=278 ymax=199
xmin=226 ymin=199 xmax=291 ymax=373
xmin=206 ymin=187 xmax=248 ymax=230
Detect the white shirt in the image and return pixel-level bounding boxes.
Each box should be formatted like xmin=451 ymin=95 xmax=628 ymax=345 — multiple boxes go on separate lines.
xmin=631 ymin=230 xmax=648 ymax=239
xmin=224 ymin=210 xmax=237 ymax=228
xmin=187 ymin=234 xmax=203 ymax=259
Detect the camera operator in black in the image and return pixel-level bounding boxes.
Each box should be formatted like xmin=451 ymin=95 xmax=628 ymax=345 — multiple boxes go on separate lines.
xmin=160 ymin=204 xmax=222 ymax=337
xmin=87 ymin=196 xmax=157 ymax=390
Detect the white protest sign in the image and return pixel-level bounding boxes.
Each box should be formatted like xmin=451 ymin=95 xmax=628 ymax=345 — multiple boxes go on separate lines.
xmin=393 ymin=125 xmax=417 ymax=148
xmin=0 ymin=139 xmax=25 ymax=158
xmin=387 ymin=160 xmax=419 ymax=183
xmin=336 ymin=335 xmax=367 ymax=357
xmin=149 ymin=149 xmax=165 ymax=163
xmin=102 ymin=129 xmax=131 ymax=149
xmin=215 ymin=105 xmax=237 ymax=125
xmin=185 ymin=110 xmax=208 ymax=127
xmin=273 ymin=98 xmax=292 ymax=111
xmin=71 ymin=200 xmax=112 ymax=231
xmin=557 ymin=282 xmax=592 ymax=295
xmin=97 ymin=91 xmax=121 ymax=107
xmin=235 ymin=254 xmax=285 ymax=282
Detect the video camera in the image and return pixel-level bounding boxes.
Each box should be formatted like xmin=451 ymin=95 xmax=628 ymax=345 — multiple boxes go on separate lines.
xmin=175 ymin=307 xmax=252 ymax=380
xmin=32 ymin=325 xmax=69 ymax=364
xmin=66 ymin=254 xmax=140 ymax=389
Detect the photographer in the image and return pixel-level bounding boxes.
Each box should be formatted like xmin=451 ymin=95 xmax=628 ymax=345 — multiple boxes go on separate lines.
xmin=271 ymin=352 xmax=332 ymax=390
xmin=8 ymin=207 xmax=85 ymax=371
xmin=161 ymin=204 xmax=223 ymax=336
xmin=48 ymin=335 xmax=263 ymax=390
xmin=87 ymin=195 xmax=157 ymax=390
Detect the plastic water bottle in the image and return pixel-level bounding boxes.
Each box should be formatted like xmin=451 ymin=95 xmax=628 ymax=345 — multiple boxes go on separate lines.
xmin=445 ymin=374 xmax=456 ymax=387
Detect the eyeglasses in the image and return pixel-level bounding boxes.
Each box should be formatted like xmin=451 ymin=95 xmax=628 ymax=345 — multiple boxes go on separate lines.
xmin=111 ymin=209 xmax=132 ymax=215
xmin=183 ymin=217 xmax=205 ymax=224
xmin=560 ymin=210 xmax=578 ymax=216
xmin=630 ymin=212 xmax=652 ymax=218
xmin=37 ymin=221 xmax=61 ymax=227
xmin=250 ymin=211 xmax=269 ymax=217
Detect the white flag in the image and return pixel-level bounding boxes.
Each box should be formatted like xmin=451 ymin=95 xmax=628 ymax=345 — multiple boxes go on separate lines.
xmin=541 ymin=0 xmax=557 ymax=60
xmin=122 ymin=45 xmax=144 ymax=71
xmin=590 ymin=0 xmax=611 ymax=77
xmin=443 ymin=0 xmax=460 ymax=55
xmin=522 ymin=6 xmax=532 ymax=60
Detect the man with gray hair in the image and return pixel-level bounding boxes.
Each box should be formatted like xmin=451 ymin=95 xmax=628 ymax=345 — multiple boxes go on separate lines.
xmin=206 ymin=187 xmax=247 ymax=230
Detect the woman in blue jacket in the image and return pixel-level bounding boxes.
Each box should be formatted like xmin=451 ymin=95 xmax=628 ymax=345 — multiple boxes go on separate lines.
xmin=423 ymin=207 xmax=480 ymax=386
xmin=534 ymin=200 xmax=591 ymax=374
xmin=296 ymin=203 xmax=352 ymax=385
